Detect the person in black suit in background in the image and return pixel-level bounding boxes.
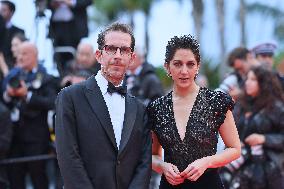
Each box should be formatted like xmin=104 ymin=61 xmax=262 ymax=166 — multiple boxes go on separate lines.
xmin=0 ymin=14 xmax=8 ymax=83
xmin=47 ymin=0 xmax=92 ymax=73
xmin=126 ymin=47 xmax=164 ymax=106
xmin=0 ymin=102 xmax=12 ymax=189
xmin=47 ymin=0 xmax=92 ymax=48
xmin=2 ymin=42 xmax=57 ymax=189
xmin=0 ymin=15 xmax=6 ymax=53
xmin=0 ymin=0 xmax=25 ymax=68
xmin=55 ymin=22 xmax=152 ymax=189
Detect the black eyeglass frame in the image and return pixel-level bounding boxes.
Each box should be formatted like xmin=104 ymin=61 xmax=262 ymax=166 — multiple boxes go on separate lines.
xmin=101 ymin=45 xmax=133 ymax=56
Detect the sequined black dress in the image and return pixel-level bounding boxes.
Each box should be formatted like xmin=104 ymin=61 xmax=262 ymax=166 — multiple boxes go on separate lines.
xmin=147 ymin=87 xmax=234 ymax=189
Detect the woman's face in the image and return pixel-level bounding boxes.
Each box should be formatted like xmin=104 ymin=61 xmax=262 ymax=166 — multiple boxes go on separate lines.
xmin=245 ymin=71 xmax=259 ymax=97
xmin=165 ymin=48 xmax=199 ymax=89
xmin=11 ymin=37 xmax=22 ymax=58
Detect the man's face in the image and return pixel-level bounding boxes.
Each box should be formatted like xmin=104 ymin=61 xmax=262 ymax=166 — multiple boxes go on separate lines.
xmin=18 ymin=44 xmax=37 ymax=71
xmin=0 ymin=4 xmax=13 ymax=22
xmin=96 ymin=31 xmax=135 ymax=82
xmin=256 ymin=54 xmax=274 ymax=69
xmin=76 ymin=44 xmax=95 ymax=68
xmin=128 ymin=52 xmax=143 ymax=72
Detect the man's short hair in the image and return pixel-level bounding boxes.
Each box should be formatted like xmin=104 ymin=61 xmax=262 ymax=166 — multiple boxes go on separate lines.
xmin=97 ymin=22 xmax=135 ymax=51
xmin=0 ymin=0 xmax=16 ymax=13
xmin=227 ymin=47 xmax=249 ymax=67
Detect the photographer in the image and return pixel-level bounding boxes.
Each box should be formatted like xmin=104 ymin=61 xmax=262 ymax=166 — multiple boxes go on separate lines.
xmin=2 ymin=42 xmax=57 ymax=189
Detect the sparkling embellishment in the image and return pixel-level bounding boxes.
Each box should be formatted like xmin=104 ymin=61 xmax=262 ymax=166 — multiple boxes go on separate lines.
xmin=147 ymin=87 xmax=234 ymax=171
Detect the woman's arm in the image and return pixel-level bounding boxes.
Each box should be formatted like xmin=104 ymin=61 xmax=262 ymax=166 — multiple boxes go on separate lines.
xmin=206 ymin=110 xmax=241 ymax=168
xmin=152 ymin=131 xmax=164 ymax=174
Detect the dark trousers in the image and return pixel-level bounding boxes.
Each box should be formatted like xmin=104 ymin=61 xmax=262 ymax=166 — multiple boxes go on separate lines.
xmin=7 ymin=142 xmax=49 ymax=189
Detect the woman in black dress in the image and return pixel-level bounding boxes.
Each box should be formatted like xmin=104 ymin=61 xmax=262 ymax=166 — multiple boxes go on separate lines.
xmin=147 ymin=35 xmax=241 ymax=189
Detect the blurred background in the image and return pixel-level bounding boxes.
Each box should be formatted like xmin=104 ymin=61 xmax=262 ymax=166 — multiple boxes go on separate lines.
xmin=9 ymin=0 xmax=284 ymax=89
xmin=1 ymin=1 xmax=284 ymax=189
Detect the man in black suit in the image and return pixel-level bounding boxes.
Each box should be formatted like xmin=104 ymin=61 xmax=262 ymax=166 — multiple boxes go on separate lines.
xmin=126 ymin=47 xmax=164 ymax=106
xmin=0 ymin=0 xmax=25 ymax=68
xmin=2 ymin=42 xmax=57 ymax=189
xmin=47 ymin=0 xmax=92 ymax=48
xmin=55 ymin=22 xmax=152 ymax=189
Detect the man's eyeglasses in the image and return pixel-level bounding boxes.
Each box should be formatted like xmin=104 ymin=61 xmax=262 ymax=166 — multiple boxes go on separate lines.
xmin=102 ymin=45 xmax=133 ymax=56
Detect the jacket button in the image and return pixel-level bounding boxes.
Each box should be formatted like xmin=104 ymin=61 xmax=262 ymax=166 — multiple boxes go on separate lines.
xmin=117 ymin=160 xmax=121 ymax=165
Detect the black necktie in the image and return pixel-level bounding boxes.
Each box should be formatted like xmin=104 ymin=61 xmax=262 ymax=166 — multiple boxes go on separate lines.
xmin=107 ymin=82 xmax=127 ymax=96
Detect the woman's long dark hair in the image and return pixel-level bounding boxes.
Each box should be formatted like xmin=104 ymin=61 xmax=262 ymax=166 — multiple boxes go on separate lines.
xmin=240 ymin=66 xmax=284 ymax=113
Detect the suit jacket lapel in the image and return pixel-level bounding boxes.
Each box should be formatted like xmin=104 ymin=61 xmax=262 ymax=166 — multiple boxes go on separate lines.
xmin=84 ymin=76 xmax=118 ymax=151
xmin=119 ymin=95 xmax=137 ymax=154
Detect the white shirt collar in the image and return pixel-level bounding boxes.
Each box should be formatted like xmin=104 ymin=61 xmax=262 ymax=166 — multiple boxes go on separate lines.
xmin=95 ymin=70 xmax=108 ymax=95
xmin=95 ymin=70 xmax=124 ymax=94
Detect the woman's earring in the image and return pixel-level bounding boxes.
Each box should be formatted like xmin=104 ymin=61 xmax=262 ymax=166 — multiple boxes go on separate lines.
xmin=167 ymin=72 xmax=171 ymax=78
xmin=194 ymin=72 xmax=199 ymax=80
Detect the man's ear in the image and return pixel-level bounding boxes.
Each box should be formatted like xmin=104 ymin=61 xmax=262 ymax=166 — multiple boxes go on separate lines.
xmin=131 ymin=52 xmax=136 ymax=63
xmin=95 ymin=50 xmax=102 ymax=64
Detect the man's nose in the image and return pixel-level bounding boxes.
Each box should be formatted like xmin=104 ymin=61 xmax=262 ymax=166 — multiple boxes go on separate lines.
xmin=113 ymin=48 xmax=123 ymax=58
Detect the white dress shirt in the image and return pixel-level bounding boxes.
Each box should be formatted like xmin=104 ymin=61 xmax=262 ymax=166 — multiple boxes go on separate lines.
xmin=95 ymin=71 xmax=126 ymax=149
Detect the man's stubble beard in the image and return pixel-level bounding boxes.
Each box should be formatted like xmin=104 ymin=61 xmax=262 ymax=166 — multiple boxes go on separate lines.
xmin=101 ymin=66 xmax=126 ymax=86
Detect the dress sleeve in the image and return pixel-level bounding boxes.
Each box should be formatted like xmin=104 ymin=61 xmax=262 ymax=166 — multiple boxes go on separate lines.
xmin=214 ymin=91 xmax=235 ymax=128
xmin=146 ymin=101 xmax=155 ymax=131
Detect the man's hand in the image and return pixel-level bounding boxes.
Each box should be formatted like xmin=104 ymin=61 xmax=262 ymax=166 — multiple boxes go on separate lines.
xmin=7 ymin=81 xmax=28 ymax=98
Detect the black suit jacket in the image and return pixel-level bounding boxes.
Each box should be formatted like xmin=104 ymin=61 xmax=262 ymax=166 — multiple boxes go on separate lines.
xmin=0 ymin=15 xmax=6 ymax=53
xmin=55 ymin=75 xmax=152 ymax=189
xmin=48 ymin=0 xmax=92 ymax=46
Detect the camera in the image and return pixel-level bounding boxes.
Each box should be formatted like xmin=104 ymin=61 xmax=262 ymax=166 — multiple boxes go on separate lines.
xmin=8 ymin=72 xmax=22 ymax=89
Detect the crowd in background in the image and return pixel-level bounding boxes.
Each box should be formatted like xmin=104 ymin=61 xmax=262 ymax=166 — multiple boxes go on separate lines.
xmin=0 ymin=0 xmax=284 ymax=189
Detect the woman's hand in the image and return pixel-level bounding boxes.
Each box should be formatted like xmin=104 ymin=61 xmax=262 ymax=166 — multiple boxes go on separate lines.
xmin=180 ymin=158 xmax=209 ymax=181
xmin=161 ymin=162 xmax=184 ymax=185
xmin=245 ymin=133 xmax=265 ymax=146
